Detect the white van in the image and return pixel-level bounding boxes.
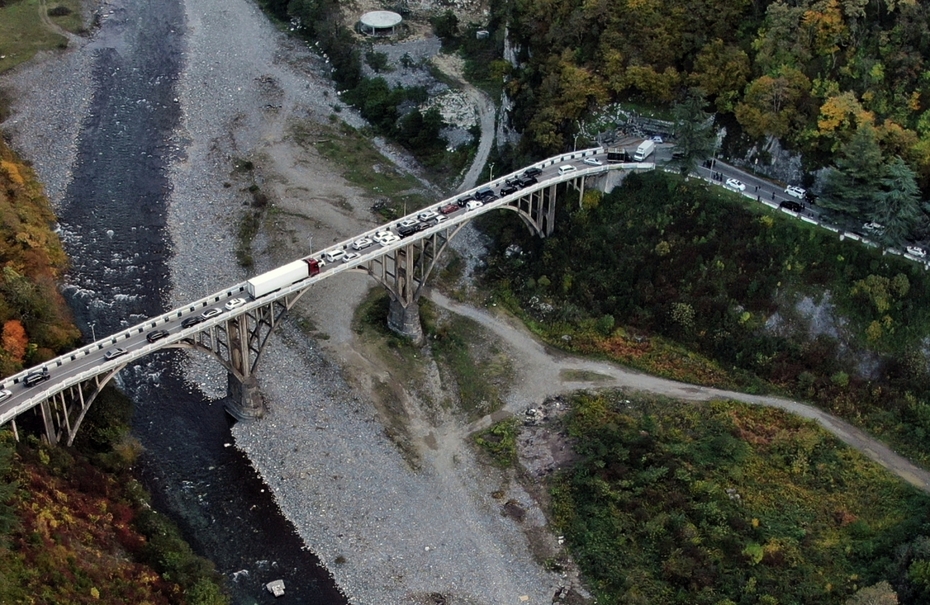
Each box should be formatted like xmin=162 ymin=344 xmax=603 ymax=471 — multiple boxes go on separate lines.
xmin=322 ymin=249 xmax=346 ymax=263
xmin=558 ymin=164 xmax=576 ymax=176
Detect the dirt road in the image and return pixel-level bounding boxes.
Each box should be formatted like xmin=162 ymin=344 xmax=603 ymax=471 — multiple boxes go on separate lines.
xmin=426 ymin=290 xmax=930 ymax=494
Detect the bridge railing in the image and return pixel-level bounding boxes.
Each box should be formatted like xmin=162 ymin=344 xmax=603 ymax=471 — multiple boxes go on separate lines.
xmin=1 ymin=146 xmax=629 ymax=429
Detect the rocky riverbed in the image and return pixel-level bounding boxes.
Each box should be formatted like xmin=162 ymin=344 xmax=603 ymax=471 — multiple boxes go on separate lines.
xmin=1 ymin=0 xmax=576 ymax=603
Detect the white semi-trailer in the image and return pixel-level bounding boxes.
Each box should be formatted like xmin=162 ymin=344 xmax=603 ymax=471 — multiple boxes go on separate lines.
xmin=246 ymin=258 xmax=320 ymax=298
xmin=633 ymin=139 xmax=656 ymax=161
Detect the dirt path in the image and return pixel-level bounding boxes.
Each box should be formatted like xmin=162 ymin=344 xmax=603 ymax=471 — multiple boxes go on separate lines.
xmin=426 ymin=290 xmax=930 ymax=493
xmin=430 ymin=54 xmax=496 ymax=192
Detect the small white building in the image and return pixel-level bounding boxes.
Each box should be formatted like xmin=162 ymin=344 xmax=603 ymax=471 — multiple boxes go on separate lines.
xmin=358 ymin=11 xmax=402 ymax=36
xmin=265 ymin=579 xmax=285 ymax=597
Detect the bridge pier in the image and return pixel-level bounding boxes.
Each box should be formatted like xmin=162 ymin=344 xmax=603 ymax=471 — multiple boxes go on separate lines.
xmin=225 ymin=373 xmax=266 ymax=420
xmin=387 ymin=298 xmax=424 ymax=345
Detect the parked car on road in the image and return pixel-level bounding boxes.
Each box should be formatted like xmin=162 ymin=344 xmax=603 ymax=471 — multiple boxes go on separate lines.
xmin=523 ymin=167 xmax=542 ymax=178
xmin=202 ymin=307 xmax=223 ymax=319
xmin=398 ymin=218 xmax=420 ymax=228
xmin=725 ymin=178 xmax=746 ymax=191
xmin=907 ymin=246 xmax=926 ymax=258
xmin=779 ymin=201 xmax=803 ymax=212
xmin=147 ymin=329 xmax=170 ymax=343
xmin=351 ymin=237 xmax=373 ymax=251
xmin=224 ymin=297 xmax=247 ymax=311
xmin=24 ymin=368 xmax=50 ymax=387
xmin=182 ymin=315 xmax=205 ymax=329
xmin=342 ymin=252 xmax=360 ymax=262
xmin=583 ymin=158 xmax=603 ymax=166
xmin=440 ymin=203 xmax=459 ymax=215
xmin=466 ymin=200 xmax=484 ymax=210
xmin=651 ymin=135 xmax=664 ymax=143
xmin=104 ymin=348 xmax=128 ymax=361
xmin=417 ymin=210 xmax=438 ymax=222
xmin=785 ymin=185 xmax=806 ymax=199
xmin=499 ymin=184 xmax=519 ymax=196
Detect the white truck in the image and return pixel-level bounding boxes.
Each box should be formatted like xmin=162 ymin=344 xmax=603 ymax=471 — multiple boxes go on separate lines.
xmin=246 ymin=258 xmax=320 ymax=298
xmin=633 ymin=139 xmax=656 ymax=161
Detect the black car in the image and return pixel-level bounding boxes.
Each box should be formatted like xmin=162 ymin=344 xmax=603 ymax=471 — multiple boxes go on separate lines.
xmin=182 ymin=315 xmax=205 ymax=329
xmin=146 ymin=329 xmax=170 ymax=343
xmin=523 ymin=167 xmax=542 ymax=178
xmin=23 ymin=368 xmax=50 ymax=387
xmin=398 ymin=223 xmax=430 ymax=238
xmin=518 ymin=175 xmax=538 ymax=187
xmin=500 ymin=184 xmax=519 ymax=196
xmin=779 ymin=200 xmax=803 ymax=212
xmin=475 ymin=186 xmax=495 ymax=200
xmin=456 ymin=195 xmax=476 ymax=207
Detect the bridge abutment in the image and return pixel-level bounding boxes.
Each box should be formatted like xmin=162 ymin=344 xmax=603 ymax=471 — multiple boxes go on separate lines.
xmin=225 ymin=373 xmax=266 ymax=420
xmin=387 ymin=298 xmax=424 ymax=344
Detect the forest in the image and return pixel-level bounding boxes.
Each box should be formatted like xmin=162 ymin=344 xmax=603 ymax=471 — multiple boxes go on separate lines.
xmin=484 ymin=169 xmax=930 ymax=473
xmin=552 ymin=391 xmax=930 ymax=604
xmin=506 ymin=0 xmax=930 ymax=174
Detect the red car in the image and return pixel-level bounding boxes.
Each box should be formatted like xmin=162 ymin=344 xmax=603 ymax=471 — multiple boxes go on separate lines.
xmin=440 ymin=203 xmax=458 ymax=215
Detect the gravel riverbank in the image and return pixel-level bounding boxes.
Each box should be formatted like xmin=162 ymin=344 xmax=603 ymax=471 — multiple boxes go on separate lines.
xmin=3 ymin=0 xmax=570 ymax=603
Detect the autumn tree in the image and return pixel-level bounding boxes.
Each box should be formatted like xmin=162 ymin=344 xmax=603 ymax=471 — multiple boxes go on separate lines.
xmin=735 ymin=67 xmax=811 ymax=139
xmin=1 ymin=319 xmax=27 ymax=364
xmin=845 ymin=581 xmax=898 ymax=605
xmin=815 ymin=91 xmax=874 ymax=152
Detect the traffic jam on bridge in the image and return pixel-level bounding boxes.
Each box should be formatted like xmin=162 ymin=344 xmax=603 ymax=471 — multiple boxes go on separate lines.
xmin=0 ymin=147 xmax=617 ymax=431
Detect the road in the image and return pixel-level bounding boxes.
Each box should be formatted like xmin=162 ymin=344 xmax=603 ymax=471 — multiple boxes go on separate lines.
xmin=427 ymin=291 xmax=930 ymax=494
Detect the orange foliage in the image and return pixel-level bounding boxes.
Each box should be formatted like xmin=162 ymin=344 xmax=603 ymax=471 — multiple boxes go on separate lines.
xmin=2 ymin=319 xmax=27 ymax=362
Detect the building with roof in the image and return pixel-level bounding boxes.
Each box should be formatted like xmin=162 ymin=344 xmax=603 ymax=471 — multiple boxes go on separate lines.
xmin=358 ymin=11 xmax=403 ymax=36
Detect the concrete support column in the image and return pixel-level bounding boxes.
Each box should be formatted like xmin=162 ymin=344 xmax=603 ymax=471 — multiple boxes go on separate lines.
xmin=387 ymin=297 xmax=424 ymax=344
xmin=225 ymin=373 xmax=265 ymax=420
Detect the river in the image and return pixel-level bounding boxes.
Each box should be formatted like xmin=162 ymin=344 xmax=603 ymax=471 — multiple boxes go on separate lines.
xmin=53 ymin=0 xmax=346 ymax=601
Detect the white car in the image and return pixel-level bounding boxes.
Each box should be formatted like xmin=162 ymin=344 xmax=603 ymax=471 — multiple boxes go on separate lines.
xmin=652 ymin=135 xmax=664 ymax=144
xmin=432 ymin=215 xmax=448 ymax=224
xmin=104 ymin=348 xmax=128 ymax=361
xmin=322 ymin=249 xmax=345 ymax=263
xmin=0 ymin=389 xmax=11 ymax=403
xmin=342 ymin=251 xmax=360 ymax=263
xmin=785 ymin=185 xmax=806 ymax=199
xmin=907 ymin=246 xmax=926 ymax=258
xmin=725 ymin=178 xmax=746 ymax=191
xmin=398 ymin=218 xmax=419 ymax=228
xmin=225 ymin=297 xmax=247 ymax=310
xmin=863 ymin=222 xmax=885 ymax=233
xmin=417 ymin=209 xmax=438 ymax=221
xmin=351 ymin=237 xmax=373 ymax=251
xmin=202 ymin=307 xmax=223 ymax=319
xmin=583 ymin=158 xmax=603 ymax=166
xmin=372 ymin=230 xmax=398 ymax=245
xmin=466 ymin=200 xmax=483 ymax=210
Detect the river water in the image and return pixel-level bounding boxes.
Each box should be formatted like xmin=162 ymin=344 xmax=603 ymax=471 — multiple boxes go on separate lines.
xmin=54 ymin=0 xmax=346 ymax=602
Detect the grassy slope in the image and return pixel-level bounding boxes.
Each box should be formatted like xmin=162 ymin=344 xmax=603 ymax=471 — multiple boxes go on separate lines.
xmin=552 ymin=392 xmax=930 ymax=605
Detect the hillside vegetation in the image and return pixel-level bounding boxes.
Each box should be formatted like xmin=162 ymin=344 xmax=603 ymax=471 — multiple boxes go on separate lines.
xmin=485 ymin=171 xmax=930 ymax=468
xmin=0 ymin=136 xmax=81 ymax=373
xmin=552 ymin=391 xmax=930 ymax=604
xmin=505 ymin=0 xmax=930 ymax=188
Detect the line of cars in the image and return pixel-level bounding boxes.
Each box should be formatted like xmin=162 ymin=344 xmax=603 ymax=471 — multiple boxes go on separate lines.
xmin=0 ymin=296 xmax=251 ymax=404
xmin=314 ymin=166 xmax=546 ymax=267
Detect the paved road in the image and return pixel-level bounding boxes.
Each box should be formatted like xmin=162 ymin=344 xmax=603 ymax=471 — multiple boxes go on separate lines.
xmin=427 ymin=291 xmax=930 ymax=494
